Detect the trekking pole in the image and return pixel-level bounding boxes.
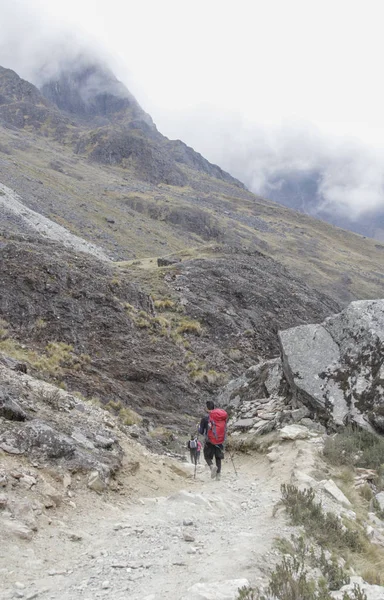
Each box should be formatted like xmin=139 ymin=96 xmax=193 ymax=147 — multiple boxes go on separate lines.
xmin=193 ymin=435 xmax=199 ymax=480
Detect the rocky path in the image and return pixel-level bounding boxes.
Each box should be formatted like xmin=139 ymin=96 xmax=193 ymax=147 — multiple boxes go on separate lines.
xmin=0 ymin=449 xmax=301 ymax=600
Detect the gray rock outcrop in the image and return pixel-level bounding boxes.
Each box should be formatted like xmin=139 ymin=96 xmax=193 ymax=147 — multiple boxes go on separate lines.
xmin=279 ymin=299 xmax=384 ymax=432
xmin=219 ymin=358 xmax=290 ymax=435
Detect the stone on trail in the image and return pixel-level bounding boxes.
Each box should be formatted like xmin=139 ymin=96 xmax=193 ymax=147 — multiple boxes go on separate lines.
xmin=322 ymin=479 xmax=352 ymax=507
xmin=181 ymin=579 xmax=250 ymax=600
xmin=280 ymin=424 xmax=310 ymax=440
xmin=87 ymin=470 xmax=106 ymax=492
xmin=2 ymin=518 xmax=34 ymax=540
xmin=41 ymin=480 xmax=63 ymax=508
xmin=291 ymin=469 xmax=316 ymax=489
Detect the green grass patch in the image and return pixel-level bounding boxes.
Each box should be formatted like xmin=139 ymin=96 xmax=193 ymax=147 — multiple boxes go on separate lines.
xmin=323 ymin=426 xmax=384 ymax=473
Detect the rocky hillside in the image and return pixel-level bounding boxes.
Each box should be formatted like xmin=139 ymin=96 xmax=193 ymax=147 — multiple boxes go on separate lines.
xmin=0 ymin=234 xmax=340 ymax=427
xmin=0 ymin=62 xmax=383 ymax=304
xmin=0 ymin=59 xmax=383 ymax=431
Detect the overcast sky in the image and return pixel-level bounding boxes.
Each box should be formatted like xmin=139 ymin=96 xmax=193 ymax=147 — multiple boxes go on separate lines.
xmin=1 ymin=0 xmax=384 ymax=218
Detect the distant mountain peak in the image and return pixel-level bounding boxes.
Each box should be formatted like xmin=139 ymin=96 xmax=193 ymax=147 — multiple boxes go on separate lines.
xmin=39 ymin=58 xmax=154 ymax=128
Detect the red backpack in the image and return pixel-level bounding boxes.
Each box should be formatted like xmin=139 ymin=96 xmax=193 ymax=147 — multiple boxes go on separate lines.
xmin=208 ymin=408 xmax=228 ymax=445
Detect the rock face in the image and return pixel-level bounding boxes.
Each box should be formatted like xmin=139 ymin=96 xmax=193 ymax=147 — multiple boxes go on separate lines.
xmin=279 ymin=299 xmax=384 ymax=432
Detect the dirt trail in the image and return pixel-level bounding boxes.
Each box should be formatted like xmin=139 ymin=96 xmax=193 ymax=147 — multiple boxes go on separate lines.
xmin=0 ymin=441 xmax=315 ymax=600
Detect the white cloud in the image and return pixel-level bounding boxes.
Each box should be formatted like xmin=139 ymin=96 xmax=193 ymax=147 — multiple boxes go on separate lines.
xmin=1 ymin=0 xmax=384 ymax=218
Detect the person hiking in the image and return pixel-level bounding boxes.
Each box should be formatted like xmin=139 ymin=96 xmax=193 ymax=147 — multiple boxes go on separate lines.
xmin=198 ymin=400 xmax=228 ymax=480
xmin=196 ymin=439 xmax=202 ymax=464
xmin=187 ymin=435 xmax=198 ymax=464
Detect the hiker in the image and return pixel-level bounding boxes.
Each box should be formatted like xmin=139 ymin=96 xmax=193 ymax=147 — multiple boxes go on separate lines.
xmin=196 ymin=439 xmax=202 ymax=464
xmin=187 ymin=435 xmax=198 ymax=464
xmin=198 ymin=400 xmax=228 ymax=480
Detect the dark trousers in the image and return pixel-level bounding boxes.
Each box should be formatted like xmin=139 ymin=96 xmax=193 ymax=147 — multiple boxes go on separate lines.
xmin=203 ymin=442 xmax=224 ymax=474
xmin=190 ymin=449 xmax=197 ymax=464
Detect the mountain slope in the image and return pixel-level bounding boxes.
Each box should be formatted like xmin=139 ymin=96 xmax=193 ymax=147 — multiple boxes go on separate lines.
xmin=0 ymin=60 xmax=384 ymax=428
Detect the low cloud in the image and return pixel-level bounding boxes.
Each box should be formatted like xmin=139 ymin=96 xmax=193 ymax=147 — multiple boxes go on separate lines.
xmin=160 ymin=108 xmax=384 ymax=221
xmin=1 ymin=0 xmax=383 ymax=224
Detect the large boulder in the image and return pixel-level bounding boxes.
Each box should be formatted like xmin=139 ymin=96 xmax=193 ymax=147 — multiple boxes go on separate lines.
xmin=279 ymin=299 xmax=384 ymax=431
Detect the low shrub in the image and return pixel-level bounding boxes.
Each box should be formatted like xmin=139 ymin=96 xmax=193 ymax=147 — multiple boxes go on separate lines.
xmin=280 ymin=484 xmax=364 ymax=552
xmin=323 ymin=426 xmax=384 ymax=473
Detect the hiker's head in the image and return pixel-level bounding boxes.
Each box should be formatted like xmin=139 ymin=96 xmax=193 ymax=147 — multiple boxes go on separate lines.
xmin=190 ymin=434 xmax=195 ymax=440
xmin=206 ymin=400 xmax=214 ymax=412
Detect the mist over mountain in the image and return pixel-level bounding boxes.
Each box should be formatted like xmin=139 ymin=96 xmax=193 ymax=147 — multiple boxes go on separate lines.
xmin=1 ymin=4 xmax=383 ymax=241
xmin=158 ymin=111 xmax=384 ymax=241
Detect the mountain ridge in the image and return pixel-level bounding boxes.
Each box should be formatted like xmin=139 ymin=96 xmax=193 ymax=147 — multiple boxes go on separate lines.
xmin=0 ymin=58 xmax=383 ymax=427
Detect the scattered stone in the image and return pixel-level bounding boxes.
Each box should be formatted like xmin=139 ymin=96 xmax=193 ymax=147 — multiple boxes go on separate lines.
xmin=322 ymin=479 xmax=352 ymax=507
xmin=0 ymin=394 xmax=28 ymax=421
xmin=267 ymin=450 xmax=279 ymax=463
xmin=67 ymin=531 xmax=83 ymax=542
xmin=87 ymin=471 xmax=106 ymax=493
xmin=299 ymin=418 xmax=326 ymax=433
xmin=19 ymin=474 xmax=37 ymax=489
xmin=113 ymin=522 xmax=131 ymax=531
xmin=15 ymin=582 xmax=25 ymax=589
xmin=0 ymin=493 xmax=8 ymax=509
xmin=280 ymin=424 xmax=310 ymax=440
xmin=291 ymin=470 xmax=316 ymax=489
xmin=183 ymin=533 xmax=195 ymax=542
xmin=183 ymin=519 xmax=194 ymax=526
xmin=290 ymin=407 xmax=310 ymax=422
xmin=101 ymin=581 xmax=110 ymax=589
xmin=63 ymin=473 xmax=71 ymax=490
xmin=233 ymin=418 xmax=256 ymax=430
xmin=2 ymin=519 xmax=33 ymax=540
xmin=157 ymin=257 xmax=181 ymax=267
xmin=94 ymin=435 xmax=114 ymax=449
xmin=41 ymin=480 xmax=62 ymax=508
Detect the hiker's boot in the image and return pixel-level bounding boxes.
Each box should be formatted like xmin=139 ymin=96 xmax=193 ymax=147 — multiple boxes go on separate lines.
xmin=210 ymin=465 xmax=217 ymax=479
xmin=216 ymin=472 xmax=221 ymax=481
